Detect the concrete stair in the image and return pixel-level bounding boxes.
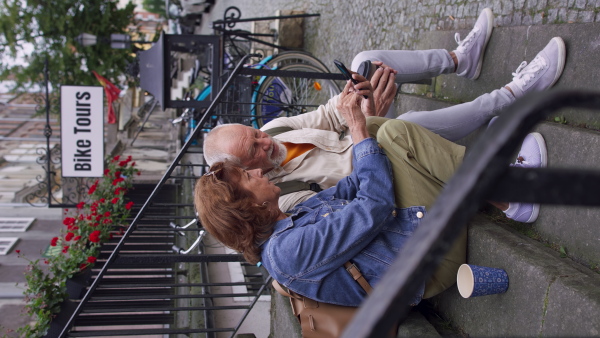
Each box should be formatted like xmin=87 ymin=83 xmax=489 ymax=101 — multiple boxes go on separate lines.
xmin=396 ymin=21 xmax=600 ymax=336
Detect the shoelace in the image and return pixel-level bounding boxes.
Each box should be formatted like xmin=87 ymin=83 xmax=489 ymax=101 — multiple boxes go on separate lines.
xmin=454 ymin=26 xmax=480 ymax=53
xmin=511 ymin=55 xmax=547 ymax=86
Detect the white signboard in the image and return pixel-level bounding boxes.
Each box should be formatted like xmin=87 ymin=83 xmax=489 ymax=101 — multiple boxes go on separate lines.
xmin=61 ymin=86 xmax=104 ymax=177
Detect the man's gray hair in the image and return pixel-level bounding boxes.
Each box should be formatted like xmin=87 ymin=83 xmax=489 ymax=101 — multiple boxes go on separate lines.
xmin=203 ymin=124 xmax=244 ymax=166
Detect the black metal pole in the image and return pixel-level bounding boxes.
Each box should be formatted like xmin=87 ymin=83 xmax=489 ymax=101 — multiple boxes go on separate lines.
xmin=43 ymin=57 xmax=54 ymax=208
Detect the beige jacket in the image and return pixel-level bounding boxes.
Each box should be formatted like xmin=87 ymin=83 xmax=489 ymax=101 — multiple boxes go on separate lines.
xmin=261 ymin=94 xmax=356 ymax=212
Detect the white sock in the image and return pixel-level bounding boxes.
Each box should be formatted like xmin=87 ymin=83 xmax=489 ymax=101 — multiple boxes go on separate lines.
xmin=503 ymin=202 xmax=519 ymax=217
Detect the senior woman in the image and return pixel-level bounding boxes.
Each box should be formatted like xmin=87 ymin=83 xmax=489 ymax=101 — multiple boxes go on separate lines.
xmin=195 ymin=81 xmax=466 ymax=306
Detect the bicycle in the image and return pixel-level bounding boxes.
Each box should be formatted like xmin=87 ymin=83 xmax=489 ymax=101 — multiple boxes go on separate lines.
xmin=182 ymin=51 xmax=340 ymax=135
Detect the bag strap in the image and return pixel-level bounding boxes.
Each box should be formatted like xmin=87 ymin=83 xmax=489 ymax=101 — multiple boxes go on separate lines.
xmin=344 ymin=262 xmax=373 ymax=294
xmin=275 ymin=181 xmax=323 ymax=196
xmin=271 ymin=261 xmax=373 ymax=299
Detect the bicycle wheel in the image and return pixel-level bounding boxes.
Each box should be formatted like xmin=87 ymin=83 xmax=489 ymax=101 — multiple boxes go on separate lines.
xmin=264 ymin=51 xmax=332 ymax=72
xmin=251 ymin=63 xmax=341 ymax=128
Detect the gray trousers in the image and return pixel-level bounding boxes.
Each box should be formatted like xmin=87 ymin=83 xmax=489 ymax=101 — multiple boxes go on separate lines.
xmin=352 ymin=49 xmax=515 ymax=142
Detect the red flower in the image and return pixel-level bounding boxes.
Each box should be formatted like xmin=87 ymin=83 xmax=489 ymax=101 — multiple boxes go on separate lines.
xmin=89 ymin=230 xmax=101 ymax=243
xmin=104 ymin=168 xmax=110 ymax=176
xmin=104 ymin=211 xmax=111 ymax=217
xmin=119 ymin=160 xmax=127 ymax=167
xmin=125 ymin=201 xmax=134 ymax=210
xmin=73 ymin=236 xmax=81 ymax=241
xmin=115 ymin=171 xmax=121 ymax=178
xmin=15 ymin=250 xmax=20 ymax=254
xmin=136 ymin=171 xmax=141 ymax=176
xmin=86 ymin=215 xmax=92 ymax=220
xmin=114 ymin=187 xmax=122 ymax=195
xmin=87 ymin=256 xmax=97 ymax=263
xmin=112 ymin=177 xmax=124 ymax=186
xmin=96 ymin=215 xmax=102 ymax=221
xmin=88 ymin=184 xmax=97 ymax=195
xmin=76 ymin=201 xmax=85 ymax=209
xmin=63 ymin=217 xmax=75 ymax=226
xmin=113 ymin=155 xmax=120 ymax=162
xmin=78 ymin=214 xmax=84 ymax=221
xmin=50 ymin=237 xmax=59 ymax=246
xmin=79 ymin=263 xmax=88 ymax=271
xmin=44 ymin=260 xmax=49 ymax=264
xmin=111 ymin=197 xmax=119 ymax=204
xmin=62 ymin=246 xmax=69 ymax=253
xmin=102 ymin=218 xmax=112 ymax=224
xmin=131 ymin=162 xmax=136 ymax=167
xmin=65 ymin=232 xmax=74 ymax=241
xmin=99 ymin=198 xmax=105 ymax=203
xmin=127 ymin=155 xmax=132 ymax=162
xmin=93 ymin=222 xmax=99 ymax=227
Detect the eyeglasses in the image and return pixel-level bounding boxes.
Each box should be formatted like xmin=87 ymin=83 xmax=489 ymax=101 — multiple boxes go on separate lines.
xmin=203 ymin=163 xmax=225 ymax=179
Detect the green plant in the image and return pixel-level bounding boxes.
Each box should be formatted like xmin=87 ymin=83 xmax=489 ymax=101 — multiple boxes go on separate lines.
xmin=16 ymin=155 xmax=139 ymax=337
xmin=553 ymin=116 xmax=567 ymax=124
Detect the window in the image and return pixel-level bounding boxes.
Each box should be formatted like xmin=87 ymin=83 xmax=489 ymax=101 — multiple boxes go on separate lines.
xmin=0 ymin=237 xmax=19 ymax=255
xmin=0 ymin=217 xmax=35 ymax=232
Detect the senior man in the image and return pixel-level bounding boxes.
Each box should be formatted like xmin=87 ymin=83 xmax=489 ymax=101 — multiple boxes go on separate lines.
xmin=203 ymin=9 xmax=565 ymax=222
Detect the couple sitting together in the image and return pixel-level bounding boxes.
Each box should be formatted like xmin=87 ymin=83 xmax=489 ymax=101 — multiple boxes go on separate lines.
xmin=195 ymin=8 xmax=566 ymax=307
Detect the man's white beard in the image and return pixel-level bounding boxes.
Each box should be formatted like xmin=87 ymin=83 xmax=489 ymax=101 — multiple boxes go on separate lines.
xmin=268 ymin=139 xmax=287 ymax=167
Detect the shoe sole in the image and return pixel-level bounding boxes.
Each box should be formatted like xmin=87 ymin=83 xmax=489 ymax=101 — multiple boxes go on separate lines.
xmin=529 ymin=132 xmax=547 ymax=168
xmin=526 ymin=203 xmax=540 ymax=223
xmin=472 ymin=8 xmax=494 ymax=80
xmin=548 ymin=37 xmax=566 ymax=88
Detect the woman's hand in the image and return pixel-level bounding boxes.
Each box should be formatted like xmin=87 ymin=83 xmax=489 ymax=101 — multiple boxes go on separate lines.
xmin=337 ymin=80 xmax=370 ymax=143
xmin=348 ymin=73 xmax=377 ymax=117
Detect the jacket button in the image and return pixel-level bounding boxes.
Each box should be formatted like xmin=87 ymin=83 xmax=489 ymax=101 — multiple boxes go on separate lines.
xmin=416 ymin=211 xmax=424 ymax=219
xmin=392 ymin=210 xmax=397 ymax=217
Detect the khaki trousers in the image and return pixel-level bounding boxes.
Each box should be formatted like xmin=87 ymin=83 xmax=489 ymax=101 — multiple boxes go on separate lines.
xmin=366 ymin=117 xmax=467 ymax=299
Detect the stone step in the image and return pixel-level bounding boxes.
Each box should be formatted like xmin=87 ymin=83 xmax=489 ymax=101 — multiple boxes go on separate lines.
xmin=396 ymin=92 xmax=600 ymax=271
xmin=429 ymin=215 xmax=600 ymax=336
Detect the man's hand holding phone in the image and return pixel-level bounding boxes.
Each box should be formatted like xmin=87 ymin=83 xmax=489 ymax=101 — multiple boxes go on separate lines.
xmin=334 ymin=59 xmax=377 ymax=117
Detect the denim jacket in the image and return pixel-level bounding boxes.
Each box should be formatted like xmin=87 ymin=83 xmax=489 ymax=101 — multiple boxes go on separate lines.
xmin=260 ymin=138 xmax=425 ymax=307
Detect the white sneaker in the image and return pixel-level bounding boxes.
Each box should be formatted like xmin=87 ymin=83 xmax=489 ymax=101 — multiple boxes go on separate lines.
xmin=453 ymin=8 xmax=494 ymax=80
xmin=506 ymin=132 xmax=548 ymax=223
xmin=505 ymin=37 xmax=566 ymax=98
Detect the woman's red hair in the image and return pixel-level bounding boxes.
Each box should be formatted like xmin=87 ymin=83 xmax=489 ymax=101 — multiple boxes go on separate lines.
xmin=194 ymin=162 xmax=278 ymax=264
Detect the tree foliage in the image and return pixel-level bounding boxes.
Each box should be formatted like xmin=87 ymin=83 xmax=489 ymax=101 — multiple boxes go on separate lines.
xmin=0 ymin=0 xmax=137 ymax=92
xmin=142 ymin=0 xmax=166 ymax=16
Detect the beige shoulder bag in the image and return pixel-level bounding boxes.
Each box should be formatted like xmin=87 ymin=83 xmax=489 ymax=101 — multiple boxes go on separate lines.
xmin=272 ymin=262 xmax=395 ymax=338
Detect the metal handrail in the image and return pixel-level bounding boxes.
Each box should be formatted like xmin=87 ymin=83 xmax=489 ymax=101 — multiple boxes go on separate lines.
xmin=343 ymin=89 xmax=600 ymax=337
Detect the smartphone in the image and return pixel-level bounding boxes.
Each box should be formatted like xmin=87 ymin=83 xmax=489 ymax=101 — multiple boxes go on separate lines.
xmin=334 ymin=59 xmax=368 ymax=98
xmin=333 ymin=59 xmax=359 ymax=84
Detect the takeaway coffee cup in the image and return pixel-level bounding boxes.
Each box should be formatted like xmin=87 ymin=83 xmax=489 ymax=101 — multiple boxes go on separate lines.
xmin=457 ymin=264 xmax=509 ymax=298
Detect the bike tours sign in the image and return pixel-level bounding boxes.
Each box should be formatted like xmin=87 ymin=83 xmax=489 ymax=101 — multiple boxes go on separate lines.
xmin=61 ymin=86 xmax=104 ymax=177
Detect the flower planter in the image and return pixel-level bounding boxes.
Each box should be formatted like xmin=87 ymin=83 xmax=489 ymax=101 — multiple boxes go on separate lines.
xmin=43 ymin=300 xmax=78 ymax=338
xmin=66 ymin=267 xmax=93 ymax=299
